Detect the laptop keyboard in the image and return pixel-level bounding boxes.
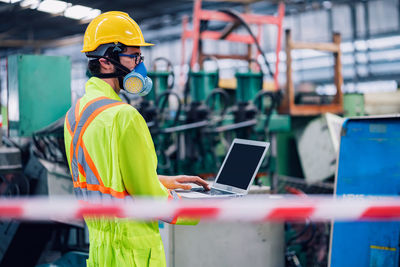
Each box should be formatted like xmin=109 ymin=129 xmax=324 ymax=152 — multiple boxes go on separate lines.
xmin=191 ymin=187 xmax=234 ymax=195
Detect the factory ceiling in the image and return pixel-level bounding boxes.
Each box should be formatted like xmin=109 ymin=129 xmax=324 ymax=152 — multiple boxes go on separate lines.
xmin=0 ymin=0 xmax=370 ymax=52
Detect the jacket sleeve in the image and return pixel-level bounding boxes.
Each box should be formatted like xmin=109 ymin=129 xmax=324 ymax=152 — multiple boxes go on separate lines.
xmin=118 ymin=107 xmax=198 ymax=225
xmin=118 ymin=109 xmax=168 ymax=198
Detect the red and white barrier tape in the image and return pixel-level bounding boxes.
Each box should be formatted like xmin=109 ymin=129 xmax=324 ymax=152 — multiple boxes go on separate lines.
xmin=1 ymin=195 xmax=400 ymax=222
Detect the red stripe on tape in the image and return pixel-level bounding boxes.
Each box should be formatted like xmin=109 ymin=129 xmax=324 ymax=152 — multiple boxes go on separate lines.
xmin=361 ymin=206 xmax=400 ymax=219
xmin=75 ymin=204 xmax=124 ymax=219
xmin=174 ymin=207 xmax=220 ymax=218
xmin=0 ymin=206 xmax=23 ymax=218
xmin=267 ymin=207 xmax=315 ymax=220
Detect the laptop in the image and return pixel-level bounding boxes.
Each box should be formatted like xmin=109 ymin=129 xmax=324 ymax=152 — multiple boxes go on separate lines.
xmin=176 ymin=138 xmax=270 ymax=198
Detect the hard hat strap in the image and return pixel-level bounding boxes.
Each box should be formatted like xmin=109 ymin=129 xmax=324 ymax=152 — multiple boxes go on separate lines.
xmin=87 ymin=55 xmax=131 ymax=79
xmin=94 ymin=72 xmax=125 ymax=79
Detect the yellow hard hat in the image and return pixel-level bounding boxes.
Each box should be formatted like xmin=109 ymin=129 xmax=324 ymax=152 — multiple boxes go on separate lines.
xmin=81 ymin=11 xmax=153 ymax=53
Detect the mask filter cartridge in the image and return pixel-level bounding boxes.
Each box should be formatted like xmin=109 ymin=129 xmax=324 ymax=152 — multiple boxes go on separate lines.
xmin=123 ymin=62 xmax=153 ymax=96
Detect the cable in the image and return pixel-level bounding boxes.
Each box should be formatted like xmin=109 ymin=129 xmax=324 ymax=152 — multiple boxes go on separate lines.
xmin=184 ymin=74 xmax=191 ymax=106
xmin=205 ymin=88 xmax=230 ymax=117
xmin=253 ymin=90 xmax=278 ymax=129
xmin=218 ymin=8 xmax=275 ymax=78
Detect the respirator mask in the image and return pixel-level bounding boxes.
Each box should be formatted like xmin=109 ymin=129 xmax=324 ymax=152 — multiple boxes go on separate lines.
xmin=122 ymin=62 xmax=153 ymax=96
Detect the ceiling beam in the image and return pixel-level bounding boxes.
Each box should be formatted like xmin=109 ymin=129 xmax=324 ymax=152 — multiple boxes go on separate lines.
xmin=0 ymin=35 xmax=83 ymax=48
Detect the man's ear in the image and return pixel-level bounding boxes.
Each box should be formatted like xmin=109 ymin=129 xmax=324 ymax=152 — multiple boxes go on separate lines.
xmin=99 ymin=58 xmax=113 ymax=72
xmin=99 ymin=58 xmax=111 ymax=66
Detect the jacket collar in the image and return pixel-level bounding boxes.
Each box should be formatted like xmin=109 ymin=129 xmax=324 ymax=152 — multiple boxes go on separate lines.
xmin=85 ymin=77 xmax=122 ymax=102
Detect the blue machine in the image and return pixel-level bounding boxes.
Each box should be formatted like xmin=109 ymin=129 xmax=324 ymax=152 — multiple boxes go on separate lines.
xmin=330 ymin=116 xmax=400 ymax=267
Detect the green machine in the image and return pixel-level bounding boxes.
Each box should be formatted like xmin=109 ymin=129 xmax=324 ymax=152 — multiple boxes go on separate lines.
xmin=229 ymin=60 xmax=291 ymax=186
xmin=7 ymin=54 xmax=71 ymax=137
xmin=189 ymin=70 xmax=218 ymax=103
xmin=166 ymin=57 xmax=222 ymax=176
xmin=231 ymin=60 xmax=268 ymax=125
xmin=187 ymin=57 xmax=219 ymax=104
xmin=234 ymin=60 xmax=290 ymax=132
xmin=147 ymin=57 xmax=175 ymax=103
xmin=235 ymin=71 xmax=263 ymax=103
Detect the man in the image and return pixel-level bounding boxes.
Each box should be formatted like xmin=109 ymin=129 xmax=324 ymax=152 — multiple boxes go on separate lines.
xmin=64 ymin=11 xmax=209 ymax=266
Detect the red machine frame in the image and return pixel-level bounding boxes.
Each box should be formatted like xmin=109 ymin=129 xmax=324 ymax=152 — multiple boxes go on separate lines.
xmin=181 ymin=0 xmax=285 ymax=90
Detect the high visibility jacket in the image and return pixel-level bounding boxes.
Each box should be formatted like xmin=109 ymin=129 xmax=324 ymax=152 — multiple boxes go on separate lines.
xmin=64 ymin=77 xmax=169 ymax=267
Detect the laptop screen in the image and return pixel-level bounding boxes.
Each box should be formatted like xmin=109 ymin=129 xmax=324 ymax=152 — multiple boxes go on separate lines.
xmin=216 ymin=143 xmax=267 ymax=190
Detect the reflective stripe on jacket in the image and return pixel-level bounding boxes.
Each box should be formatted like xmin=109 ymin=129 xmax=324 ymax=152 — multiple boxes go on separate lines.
xmin=64 ymin=77 xmax=169 ymax=267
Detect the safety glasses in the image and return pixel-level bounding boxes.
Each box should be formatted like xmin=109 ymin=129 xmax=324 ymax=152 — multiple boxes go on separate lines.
xmin=119 ymin=53 xmax=144 ymax=65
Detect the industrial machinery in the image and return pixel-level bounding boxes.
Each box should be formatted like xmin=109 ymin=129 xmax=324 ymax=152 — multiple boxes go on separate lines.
xmin=165 ymin=0 xmax=291 ymax=183
xmin=107 ymin=0 xmax=296 ymax=189
xmin=0 ymin=54 xmax=88 ymax=267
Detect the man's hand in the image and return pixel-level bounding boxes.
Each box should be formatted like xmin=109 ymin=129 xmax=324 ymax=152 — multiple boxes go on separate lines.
xmin=158 ymin=175 xmax=210 ymax=191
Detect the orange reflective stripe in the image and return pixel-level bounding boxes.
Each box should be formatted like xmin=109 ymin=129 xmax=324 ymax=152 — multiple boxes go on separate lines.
xmin=73 ymin=181 xmax=130 ymax=199
xmin=69 ymin=96 xmax=110 ymax=183
xmin=68 ymin=97 xmax=127 ymax=200
xmin=91 ymin=185 xmax=130 ymax=199
xmin=74 ymin=99 xmax=80 ymax=123
xmin=72 ymin=97 xmax=107 ymax=135
xmin=81 ymin=141 xmax=104 ymax=186
xmin=78 ymin=162 xmax=86 ymax=177
xmin=75 ymin=102 xmax=123 ymax=160
xmin=73 ymin=181 xmax=86 ymax=187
